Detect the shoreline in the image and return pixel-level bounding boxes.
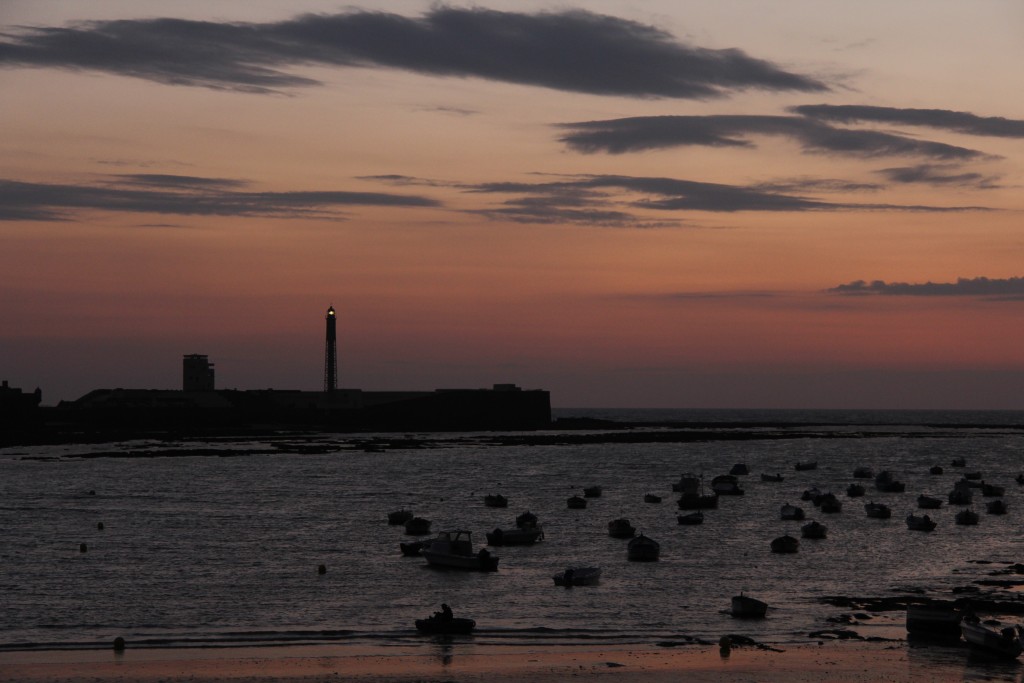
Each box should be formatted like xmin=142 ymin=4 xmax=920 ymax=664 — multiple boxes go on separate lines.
xmin=0 ymin=640 xmax=1015 ymax=683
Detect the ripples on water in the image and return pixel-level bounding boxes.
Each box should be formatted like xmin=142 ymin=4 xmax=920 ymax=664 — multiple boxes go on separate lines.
xmin=2 ymin=409 xmax=1023 ymax=652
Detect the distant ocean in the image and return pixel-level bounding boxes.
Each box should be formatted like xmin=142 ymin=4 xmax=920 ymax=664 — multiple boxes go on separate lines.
xmin=2 ymin=408 xmax=1023 ymax=653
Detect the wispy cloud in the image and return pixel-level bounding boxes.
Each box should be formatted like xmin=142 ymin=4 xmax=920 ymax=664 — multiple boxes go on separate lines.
xmin=557 ymin=114 xmax=989 ymax=159
xmin=792 ymin=105 xmax=1024 ymax=138
xmin=829 ymin=276 xmax=1024 ymax=299
xmin=0 ymin=8 xmax=827 ymax=97
xmin=875 ymin=164 xmax=1001 ymax=188
xmin=0 ymin=175 xmax=439 ymax=221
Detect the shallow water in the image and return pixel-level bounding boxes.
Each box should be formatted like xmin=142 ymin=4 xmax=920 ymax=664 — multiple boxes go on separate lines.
xmin=2 ymin=412 xmax=1023 ymax=651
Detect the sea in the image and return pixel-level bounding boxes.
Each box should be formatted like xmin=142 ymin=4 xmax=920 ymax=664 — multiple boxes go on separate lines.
xmin=2 ymin=408 xmax=1023 ymax=655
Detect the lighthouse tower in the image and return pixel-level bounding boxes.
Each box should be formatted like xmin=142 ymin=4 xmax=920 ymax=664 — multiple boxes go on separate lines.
xmin=324 ymin=305 xmax=337 ymax=393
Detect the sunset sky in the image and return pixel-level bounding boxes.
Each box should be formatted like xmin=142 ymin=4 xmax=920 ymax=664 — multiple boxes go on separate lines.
xmin=3 ymin=1 xmax=1024 ymax=409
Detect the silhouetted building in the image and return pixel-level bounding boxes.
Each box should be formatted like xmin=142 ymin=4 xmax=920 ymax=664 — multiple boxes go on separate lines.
xmin=324 ymin=306 xmax=337 ymax=393
xmin=0 ymin=380 xmax=42 ymax=428
xmin=183 ymin=354 xmax=215 ymax=392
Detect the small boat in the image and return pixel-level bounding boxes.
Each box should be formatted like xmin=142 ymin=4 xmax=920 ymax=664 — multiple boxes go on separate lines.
xmin=801 ymin=486 xmax=821 ymax=502
xmin=677 ymin=492 xmax=718 ymax=509
xmin=770 ymin=535 xmax=799 ymax=553
xmin=677 ymin=511 xmax=704 ymax=525
xmin=981 ymin=482 xmax=1005 ymax=497
xmin=626 ymin=533 xmax=660 ymax=561
xmin=729 ymin=463 xmax=749 ymax=475
xmin=608 ymin=518 xmax=636 ymax=538
xmin=986 ymin=499 xmax=1008 ymax=515
xmin=906 ymin=603 xmax=962 ymax=637
xmin=399 ymin=540 xmax=432 ymax=556
xmin=780 ymin=503 xmax=805 ymax=521
xmin=388 ymin=509 xmax=414 ymax=525
xmin=961 ymin=618 xmax=1024 ymax=659
xmin=644 ymin=493 xmax=662 ymax=504
xmin=484 ymin=494 xmax=508 ymax=508
xmin=819 ymin=493 xmax=842 ymax=513
xmin=955 ymin=508 xmax=980 ymax=525
xmin=672 ymin=473 xmax=702 ymax=493
xmin=929 ymin=465 xmax=944 ymax=475
xmin=948 ymin=486 xmax=973 ymax=505
xmin=846 ymin=483 xmax=865 ymax=498
xmin=567 ymin=495 xmax=587 ymax=509
xmin=917 ymin=495 xmax=942 ymax=510
xmin=853 ymin=466 xmax=874 ymax=479
xmin=553 ymin=566 xmax=602 ymax=587
xmin=404 ymin=517 xmax=432 ymax=535
xmin=486 ymin=526 xmax=543 ymax=546
xmin=583 ymin=485 xmax=603 ymax=498
xmin=795 ymin=461 xmax=818 ymax=471
xmin=415 ymin=609 xmax=476 ymax=635
xmin=731 ymin=593 xmax=768 ymax=618
xmin=515 ymin=511 xmax=539 ymax=529
xmin=761 ymin=473 xmax=784 ymax=482
xmin=711 ymin=474 xmax=744 ymax=496
xmin=963 ymin=471 xmax=983 ymax=481
xmin=801 ymin=520 xmax=827 ymax=539
xmin=422 ymin=530 xmax=499 ymax=571
xmin=864 ymin=502 xmax=892 ymax=519
xmin=951 ymin=457 xmax=966 ymax=467
xmin=875 ymin=471 xmax=906 ymax=492
xmin=906 ymin=513 xmax=936 ymax=531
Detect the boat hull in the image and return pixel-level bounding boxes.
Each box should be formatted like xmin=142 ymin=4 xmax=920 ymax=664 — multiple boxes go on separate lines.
xmin=415 ymin=617 xmax=476 ymax=634
xmin=962 ymin=621 xmax=1023 ymax=659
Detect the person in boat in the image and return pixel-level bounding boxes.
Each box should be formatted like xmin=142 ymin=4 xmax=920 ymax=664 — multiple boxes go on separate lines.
xmin=478 ymin=547 xmax=491 ymax=562
xmin=433 ymin=603 xmax=454 ymax=621
xmin=563 ymin=568 xmax=575 ymax=584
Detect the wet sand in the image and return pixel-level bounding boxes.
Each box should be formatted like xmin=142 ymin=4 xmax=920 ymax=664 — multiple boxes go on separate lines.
xmin=0 ymin=640 xmax=1010 ymax=683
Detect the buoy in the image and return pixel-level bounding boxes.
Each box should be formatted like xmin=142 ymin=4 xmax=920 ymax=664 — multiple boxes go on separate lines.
xmin=97 ymin=522 xmax=104 ymax=530
xmin=113 ymin=637 xmax=126 ymax=651
xmin=79 ymin=543 xmax=87 ymax=553
xmin=317 ymin=564 xmax=327 ymax=575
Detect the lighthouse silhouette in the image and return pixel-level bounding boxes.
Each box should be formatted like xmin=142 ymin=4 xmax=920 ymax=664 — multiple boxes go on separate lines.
xmin=324 ymin=306 xmax=337 ymax=393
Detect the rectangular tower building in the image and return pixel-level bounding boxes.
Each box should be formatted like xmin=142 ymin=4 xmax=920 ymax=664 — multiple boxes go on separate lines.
xmin=183 ymin=354 xmax=215 ymax=392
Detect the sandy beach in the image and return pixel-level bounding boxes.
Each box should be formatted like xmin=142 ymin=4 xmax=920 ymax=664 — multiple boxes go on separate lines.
xmin=1 ymin=640 xmax=1015 ymax=683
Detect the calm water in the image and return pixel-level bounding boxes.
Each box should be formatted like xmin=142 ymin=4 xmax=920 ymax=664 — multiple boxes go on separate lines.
xmin=2 ymin=409 xmax=1023 ymax=652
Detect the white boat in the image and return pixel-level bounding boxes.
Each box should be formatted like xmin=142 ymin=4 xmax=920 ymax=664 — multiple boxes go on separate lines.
xmin=626 ymin=533 xmax=660 ymax=561
xmin=553 ymin=566 xmax=602 ymax=587
xmin=731 ymin=593 xmax=768 ymax=618
xmin=962 ymin=619 xmax=1024 ymax=658
xmin=422 ymin=530 xmax=499 ymax=571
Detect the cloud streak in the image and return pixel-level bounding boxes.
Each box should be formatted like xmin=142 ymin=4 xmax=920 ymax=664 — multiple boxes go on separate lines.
xmin=0 ymin=175 xmax=439 ymax=221
xmin=557 ymin=114 xmax=989 ymax=159
xmin=792 ymin=105 xmax=1024 ymax=138
xmin=829 ymin=276 xmax=1024 ymax=299
xmin=0 ymin=8 xmax=827 ymax=97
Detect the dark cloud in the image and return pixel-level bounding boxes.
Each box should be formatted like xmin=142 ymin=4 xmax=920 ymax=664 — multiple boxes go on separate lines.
xmin=461 ymin=174 xmax=987 ymax=225
xmin=829 ymin=276 xmax=1024 ymax=299
xmin=875 ymin=164 xmax=1001 ymax=189
xmin=0 ymin=8 xmax=827 ymax=97
xmin=558 ymin=115 xmax=987 ymax=159
xmin=0 ymin=176 xmax=439 ymax=221
xmin=792 ymin=105 xmax=1024 ymax=138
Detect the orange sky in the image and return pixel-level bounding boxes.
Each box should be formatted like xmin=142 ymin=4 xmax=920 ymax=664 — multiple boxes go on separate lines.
xmin=2 ymin=1 xmax=1024 ymax=408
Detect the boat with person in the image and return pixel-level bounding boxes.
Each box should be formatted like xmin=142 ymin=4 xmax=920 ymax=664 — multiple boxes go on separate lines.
xmin=553 ymin=566 xmax=602 ymax=587
xmin=626 ymin=533 xmax=660 ymax=561
xmin=415 ymin=604 xmax=476 ymax=634
xmin=731 ymin=593 xmax=768 ymax=618
xmin=961 ymin=617 xmax=1024 ymax=659
xmin=421 ymin=530 xmax=499 ymax=571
